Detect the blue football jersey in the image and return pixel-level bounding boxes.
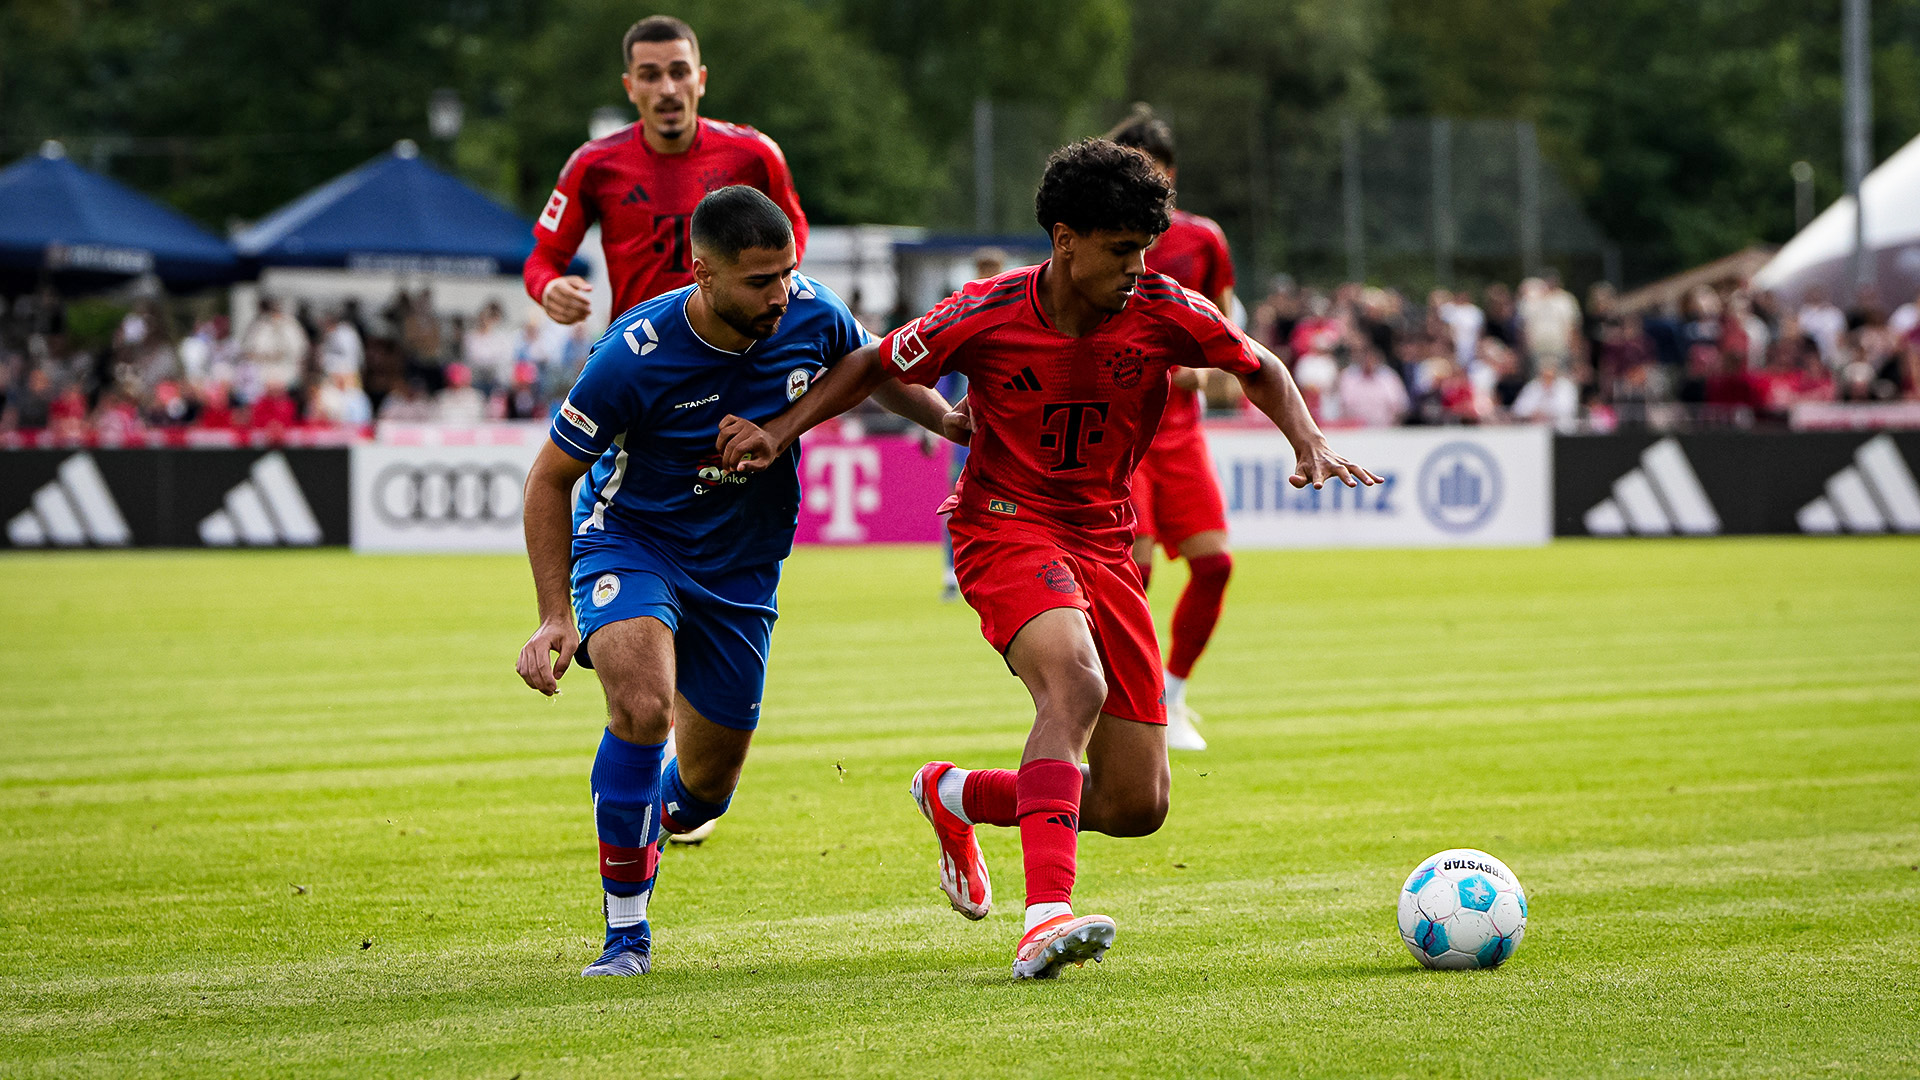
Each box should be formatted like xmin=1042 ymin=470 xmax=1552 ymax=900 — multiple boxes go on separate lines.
xmin=549 ymin=274 xmax=872 ymax=576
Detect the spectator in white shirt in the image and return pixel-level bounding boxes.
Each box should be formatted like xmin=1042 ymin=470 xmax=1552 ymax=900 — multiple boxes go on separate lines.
xmin=240 ymin=298 xmax=310 ymax=392
xmin=318 ymin=310 xmax=365 ymax=378
xmin=435 ymin=362 xmax=485 ymax=424
xmin=1437 ymin=290 xmax=1485 ymax=365
xmin=1511 ymin=365 xmax=1580 ymax=424
xmin=1797 ymin=290 xmax=1848 ymax=367
xmin=462 ymin=301 xmax=516 ymax=391
xmin=1337 ymin=347 xmax=1410 ymax=427
xmin=1518 ymin=271 xmax=1581 ymax=372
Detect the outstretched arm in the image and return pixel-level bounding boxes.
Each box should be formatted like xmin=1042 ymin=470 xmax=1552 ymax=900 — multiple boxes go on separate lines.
xmin=870 ymin=380 xmax=967 ymax=441
xmin=1237 ymin=338 xmax=1383 ymax=490
xmin=716 ymin=343 xmax=896 ymax=471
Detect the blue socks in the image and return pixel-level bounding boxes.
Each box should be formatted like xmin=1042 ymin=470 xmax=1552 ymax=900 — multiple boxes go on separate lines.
xmin=659 ymin=756 xmax=731 ymax=834
xmin=590 ymin=729 xmax=665 ymax=941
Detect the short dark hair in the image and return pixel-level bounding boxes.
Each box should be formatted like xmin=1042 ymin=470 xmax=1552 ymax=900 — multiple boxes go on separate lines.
xmin=1105 ymin=103 xmax=1175 ymax=168
xmin=622 ymin=15 xmax=698 ymax=67
xmin=1034 ymin=138 xmax=1173 ymax=237
xmin=690 ymin=185 xmax=794 ymax=261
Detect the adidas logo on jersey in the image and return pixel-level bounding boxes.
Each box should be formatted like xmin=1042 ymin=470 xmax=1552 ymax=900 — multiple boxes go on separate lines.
xmin=198 ymin=453 xmax=322 ymax=546
xmin=1582 ymin=437 xmax=1721 ymax=536
xmin=620 ymin=182 xmax=650 ymax=205
xmin=5 ymin=453 xmax=131 ymax=547
xmin=1796 ymin=434 xmax=1920 ymax=534
xmin=1002 ymin=366 xmax=1044 ymax=392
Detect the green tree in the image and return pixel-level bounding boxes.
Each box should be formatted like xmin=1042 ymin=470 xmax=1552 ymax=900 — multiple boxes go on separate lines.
xmin=512 ymin=0 xmax=935 ymax=226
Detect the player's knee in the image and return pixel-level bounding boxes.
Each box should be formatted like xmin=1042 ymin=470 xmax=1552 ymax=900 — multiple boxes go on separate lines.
xmin=605 ymin=685 xmax=674 ymax=744
xmin=1190 ymin=550 xmax=1232 ymax=587
xmin=1102 ymin=792 xmax=1169 ymax=837
xmin=1042 ymin=661 xmax=1108 ymax=728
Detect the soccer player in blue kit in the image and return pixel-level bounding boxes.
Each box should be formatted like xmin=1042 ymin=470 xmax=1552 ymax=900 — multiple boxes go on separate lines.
xmin=515 ymin=186 xmax=962 ymax=976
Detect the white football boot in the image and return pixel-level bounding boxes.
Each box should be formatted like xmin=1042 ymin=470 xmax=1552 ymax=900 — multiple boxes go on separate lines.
xmin=1011 ymin=913 xmax=1116 ymax=979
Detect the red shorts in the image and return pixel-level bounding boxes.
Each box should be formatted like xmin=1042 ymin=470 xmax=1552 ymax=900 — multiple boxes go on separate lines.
xmin=1130 ymin=426 xmax=1228 ymax=558
xmin=947 ymin=509 xmax=1166 ymax=725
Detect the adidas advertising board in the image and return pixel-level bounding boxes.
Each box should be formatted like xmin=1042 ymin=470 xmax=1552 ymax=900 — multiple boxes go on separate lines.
xmin=1205 ymin=427 xmax=1553 ymax=548
xmin=0 ymin=450 xmax=347 ymax=548
xmin=1554 ymin=431 xmax=1920 ymax=536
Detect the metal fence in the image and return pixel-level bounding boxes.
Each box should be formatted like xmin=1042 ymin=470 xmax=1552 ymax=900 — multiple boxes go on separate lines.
xmin=931 ymin=103 xmax=1617 ymax=294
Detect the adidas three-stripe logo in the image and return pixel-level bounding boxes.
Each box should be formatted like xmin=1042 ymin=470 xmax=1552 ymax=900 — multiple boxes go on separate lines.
xmin=198 ymin=452 xmax=322 ymax=546
xmin=1796 ymin=434 xmax=1920 ymax=534
xmin=1002 ymin=366 xmax=1043 ymax=392
xmin=6 ymin=453 xmax=130 ymax=547
xmin=1583 ymin=437 xmax=1721 ymax=536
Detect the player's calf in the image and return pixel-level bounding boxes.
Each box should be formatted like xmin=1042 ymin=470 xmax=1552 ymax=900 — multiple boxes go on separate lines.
xmin=586 ymin=728 xmax=665 ymax=977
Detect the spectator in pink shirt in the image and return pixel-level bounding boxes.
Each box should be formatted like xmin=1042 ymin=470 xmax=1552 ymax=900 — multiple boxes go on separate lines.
xmin=1337 ymin=347 xmax=1410 ymax=427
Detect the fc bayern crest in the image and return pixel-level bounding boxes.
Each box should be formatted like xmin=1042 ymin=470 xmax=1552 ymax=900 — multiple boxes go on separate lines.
xmin=786 ymin=367 xmax=813 ymax=401
xmin=1037 ymin=559 xmax=1078 ymax=594
xmin=1108 ymin=346 xmax=1145 ymax=388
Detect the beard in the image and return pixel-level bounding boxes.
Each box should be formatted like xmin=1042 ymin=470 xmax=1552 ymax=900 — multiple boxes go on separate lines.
xmin=714 ymin=295 xmax=785 ymax=341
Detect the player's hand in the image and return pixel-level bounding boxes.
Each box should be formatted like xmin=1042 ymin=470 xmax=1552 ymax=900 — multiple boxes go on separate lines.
xmin=541 ymin=276 xmax=593 ymax=325
xmin=1289 ymin=439 xmax=1383 ymax=490
xmin=717 ymin=414 xmax=779 ymax=473
xmin=517 ymin=615 xmax=579 ymax=696
xmin=941 ymin=395 xmax=973 ymax=446
xmin=1171 ymin=367 xmax=1203 ymax=391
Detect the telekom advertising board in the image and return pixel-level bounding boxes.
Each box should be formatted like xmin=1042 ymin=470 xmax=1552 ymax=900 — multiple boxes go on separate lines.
xmin=792 ymin=428 xmax=951 ymax=544
xmin=1206 ymin=426 xmax=1552 ymax=548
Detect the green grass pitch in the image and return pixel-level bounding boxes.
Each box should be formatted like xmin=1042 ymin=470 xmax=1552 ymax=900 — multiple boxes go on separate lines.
xmin=3 ymin=538 xmax=1918 ymax=1077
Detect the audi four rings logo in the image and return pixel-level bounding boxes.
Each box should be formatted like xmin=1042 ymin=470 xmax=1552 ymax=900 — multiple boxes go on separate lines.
xmin=373 ymin=463 xmax=524 ymax=527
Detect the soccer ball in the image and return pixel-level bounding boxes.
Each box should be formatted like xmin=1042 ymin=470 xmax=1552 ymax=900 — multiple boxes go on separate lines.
xmin=1397 ymin=848 xmax=1528 ymax=970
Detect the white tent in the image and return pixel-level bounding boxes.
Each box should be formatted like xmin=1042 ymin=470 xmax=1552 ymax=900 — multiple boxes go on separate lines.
xmin=1752 ymin=132 xmax=1920 ymax=309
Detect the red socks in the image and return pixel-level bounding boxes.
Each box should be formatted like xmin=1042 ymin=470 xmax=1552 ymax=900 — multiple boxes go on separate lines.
xmin=1167 ymin=552 xmax=1232 ymax=679
xmin=961 ymin=768 xmax=1019 ymax=827
xmin=1015 ymin=758 xmax=1083 ymax=907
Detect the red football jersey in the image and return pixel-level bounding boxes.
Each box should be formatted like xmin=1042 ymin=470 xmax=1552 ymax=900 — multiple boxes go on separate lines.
xmin=1145 ymin=209 xmax=1235 ymax=440
xmin=881 ymin=264 xmax=1260 ymax=552
xmin=524 ymin=118 xmax=809 ymax=317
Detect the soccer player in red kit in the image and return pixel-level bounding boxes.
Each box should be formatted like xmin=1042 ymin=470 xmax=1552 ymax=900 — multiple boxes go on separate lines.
xmin=523 ymin=15 xmax=809 ymax=326
xmin=716 ymin=140 xmax=1377 ymax=979
xmin=1108 ymin=106 xmax=1235 ymax=752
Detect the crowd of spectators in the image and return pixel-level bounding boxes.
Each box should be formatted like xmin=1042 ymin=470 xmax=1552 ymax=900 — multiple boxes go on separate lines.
xmin=0 ymin=286 xmax=593 ymax=443
xmin=7 ymin=268 xmax=1920 ymax=442
xmin=1242 ymin=273 xmax=1920 ymax=429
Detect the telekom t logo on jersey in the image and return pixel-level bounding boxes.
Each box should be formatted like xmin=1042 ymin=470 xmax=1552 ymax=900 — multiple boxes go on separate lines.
xmin=804 ymin=444 xmax=882 ymax=541
xmin=1038 ymin=401 xmax=1110 ymax=472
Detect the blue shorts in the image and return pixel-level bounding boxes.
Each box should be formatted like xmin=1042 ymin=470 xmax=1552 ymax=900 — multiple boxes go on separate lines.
xmin=570 ymin=533 xmax=781 ymax=731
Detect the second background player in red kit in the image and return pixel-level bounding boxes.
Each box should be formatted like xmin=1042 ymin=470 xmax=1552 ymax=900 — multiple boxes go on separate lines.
xmin=523 ymin=15 xmax=809 ymax=326
xmin=1107 ymin=106 xmax=1235 ymax=752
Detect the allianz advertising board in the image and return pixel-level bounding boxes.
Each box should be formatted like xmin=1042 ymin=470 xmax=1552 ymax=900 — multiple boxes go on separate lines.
xmin=1205 ymin=426 xmax=1552 ymax=548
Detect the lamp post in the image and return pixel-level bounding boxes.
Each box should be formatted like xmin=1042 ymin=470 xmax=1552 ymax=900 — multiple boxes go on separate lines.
xmin=428 ymin=88 xmax=464 ymax=163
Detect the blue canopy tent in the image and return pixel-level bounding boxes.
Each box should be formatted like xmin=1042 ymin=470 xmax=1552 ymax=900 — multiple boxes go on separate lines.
xmin=0 ymin=142 xmax=239 ymax=294
xmin=234 ymin=141 xmax=577 ymax=277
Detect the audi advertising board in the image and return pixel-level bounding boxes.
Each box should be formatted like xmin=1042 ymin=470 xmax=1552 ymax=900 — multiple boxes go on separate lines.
xmin=351 ymin=441 xmax=541 ymax=552
xmin=1205 ymin=426 xmax=1553 ymax=548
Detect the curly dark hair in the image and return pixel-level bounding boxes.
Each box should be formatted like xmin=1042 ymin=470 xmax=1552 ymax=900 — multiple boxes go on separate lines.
xmin=1034 ymin=138 xmax=1173 ymax=238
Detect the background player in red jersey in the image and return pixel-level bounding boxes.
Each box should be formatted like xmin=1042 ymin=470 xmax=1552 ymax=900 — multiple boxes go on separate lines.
xmin=523 ymin=15 xmax=809 ymax=326
xmin=716 ymin=140 xmax=1377 ymax=979
xmin=1107 ymin=105 xmax=1235 ymax=752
